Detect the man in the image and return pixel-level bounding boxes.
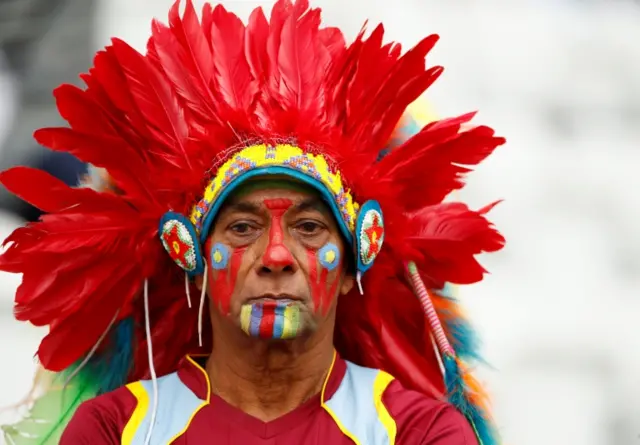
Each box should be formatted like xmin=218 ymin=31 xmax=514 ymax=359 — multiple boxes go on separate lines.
xmin=0 ymin=0 xmax=505 ymax=444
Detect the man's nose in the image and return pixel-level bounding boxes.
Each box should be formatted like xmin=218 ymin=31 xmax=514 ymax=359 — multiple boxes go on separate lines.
xmin=258 ymin=220 xmax=296 ymax=274
xmin=260 ymin=243 xmax=295 ymax=273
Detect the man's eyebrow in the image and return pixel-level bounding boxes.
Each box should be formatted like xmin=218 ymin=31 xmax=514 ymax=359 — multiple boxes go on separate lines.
xmin=220 ymin=197 xmax=329 ymax=217
xmin=291 ymin=197 xmax=330 ymax=215
xmin=220 ymin=201 xmax=262 ymax=215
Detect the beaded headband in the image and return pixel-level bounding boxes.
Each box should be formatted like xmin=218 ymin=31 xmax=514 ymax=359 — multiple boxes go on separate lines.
xmin=159 ymin=144 xmax=385 ymax=281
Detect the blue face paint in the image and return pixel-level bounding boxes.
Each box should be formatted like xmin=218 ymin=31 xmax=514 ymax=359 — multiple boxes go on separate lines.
xmin=317 ymin=243 xmax=340 ymax=271
xmin=210 ymin=242 xmax=230 ymax=270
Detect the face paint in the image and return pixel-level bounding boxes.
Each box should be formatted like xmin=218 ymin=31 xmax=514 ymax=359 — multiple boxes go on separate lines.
xmin=306 ymin=243 xmax=342 ymax=315
xmin=207 ymin=241 xmax=245 ymax=315
xmin=210 ymin=242 xmax=230 ymax=270
xmin=262 ymin=198 xmax=294 ymax=269
xmin=318 ymin=243 xmax=340 ymax=271
xmin=240 ymin=301 xmax=302 ymax=339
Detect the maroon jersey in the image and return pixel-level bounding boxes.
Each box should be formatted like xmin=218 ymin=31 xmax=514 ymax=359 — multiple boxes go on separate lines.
xmin=61 ymin=353 xmax=478 ymax=444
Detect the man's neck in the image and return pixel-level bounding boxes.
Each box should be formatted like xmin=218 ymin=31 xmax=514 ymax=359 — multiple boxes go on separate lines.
xmin=206 ymin=329 xmax=335 ymax=422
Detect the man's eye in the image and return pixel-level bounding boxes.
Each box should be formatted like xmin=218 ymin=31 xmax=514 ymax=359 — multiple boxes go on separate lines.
xmin=230 ymin=223 xmax=253 ymax=234
xmin=296 ymin=221 xmax=323 ymax=235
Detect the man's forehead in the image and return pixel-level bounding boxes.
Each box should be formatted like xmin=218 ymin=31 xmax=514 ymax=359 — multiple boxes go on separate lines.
xmin=222 ymin=178 xmax=330 ymax=213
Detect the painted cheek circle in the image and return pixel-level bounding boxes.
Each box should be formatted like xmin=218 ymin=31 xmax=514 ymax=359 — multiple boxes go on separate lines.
xmin=208 ymin=242 xmax=244 ymax=315
xmin=210 ymin=242 xmax=230 ymax=270
xmin=306 ymin=242 xmax=342 ymax=315
xmin=317 ymin=243 xmax=340 ymax=271
xmin=240 ymin=301 xmax=301 ymax=339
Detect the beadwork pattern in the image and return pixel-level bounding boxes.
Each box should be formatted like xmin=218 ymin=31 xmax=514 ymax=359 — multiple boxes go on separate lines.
xmin=160 ymin=220 xmax=198 ymax=272
xmin=189 ymin=144 xmax=359 ymax=237
xmin=359 ymin=209 xmax=385 ymax=266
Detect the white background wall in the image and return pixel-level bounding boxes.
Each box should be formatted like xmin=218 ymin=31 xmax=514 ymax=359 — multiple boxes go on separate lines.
xmin=1 ymin=1 xmax=639 ymax=444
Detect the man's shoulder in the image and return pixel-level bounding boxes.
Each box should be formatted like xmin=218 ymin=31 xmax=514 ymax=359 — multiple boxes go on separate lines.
xmin=381 ymin=377 xmax=480 ymax=445
xmin=381 ymin=375 xmax=448 ymax=415
xmin=341 ymin=360 xmax=446 ymax=415
xmin=338 ymin=361 xmax=479 ymax=444
xmin=74 ymin=383 xmax=140 ymax=420
xmin=59 ymin=384 xmax=140 ymax=444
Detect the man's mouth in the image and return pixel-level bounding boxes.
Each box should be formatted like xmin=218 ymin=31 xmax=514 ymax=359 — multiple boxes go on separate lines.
xmin=240 ymin=294 xmax=304 ymax=340
xmin=247 ymin=294 xmax=301 ymax=305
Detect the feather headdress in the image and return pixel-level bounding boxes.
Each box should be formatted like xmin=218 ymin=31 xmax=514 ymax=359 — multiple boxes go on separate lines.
xmin=0 ymin=1 xmax=505 ymax=443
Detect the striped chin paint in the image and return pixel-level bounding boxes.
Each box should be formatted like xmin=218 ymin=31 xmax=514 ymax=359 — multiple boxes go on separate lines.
xmin=240 ymin=301 xmax=302 ymax=340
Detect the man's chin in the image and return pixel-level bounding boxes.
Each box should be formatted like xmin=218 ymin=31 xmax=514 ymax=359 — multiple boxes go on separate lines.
xmin=239 ymin=300 xmax=305 ymax=340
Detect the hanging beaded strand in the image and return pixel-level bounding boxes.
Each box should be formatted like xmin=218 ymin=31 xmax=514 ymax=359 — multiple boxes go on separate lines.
xmin=405 ymin=261 xmax=455 ymax=357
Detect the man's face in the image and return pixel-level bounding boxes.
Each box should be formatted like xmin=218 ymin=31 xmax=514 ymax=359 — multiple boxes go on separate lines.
xmin=199 ymin=182 xmax=354 ymax=340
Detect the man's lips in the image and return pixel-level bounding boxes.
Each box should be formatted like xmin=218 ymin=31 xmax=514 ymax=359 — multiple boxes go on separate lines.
xmin=246 ymin=294 xmax=302 ymax=305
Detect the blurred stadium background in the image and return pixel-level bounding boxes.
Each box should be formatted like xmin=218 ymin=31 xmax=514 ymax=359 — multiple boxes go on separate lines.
xmin=0 ymin=0 xmax=639 ymax=444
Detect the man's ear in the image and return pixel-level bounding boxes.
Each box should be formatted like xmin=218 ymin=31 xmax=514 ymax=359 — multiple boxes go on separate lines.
xmin=340 ymin=274 xmax=354 ymax=295
xmin=194 ymin=274 xmax=204 ymax=291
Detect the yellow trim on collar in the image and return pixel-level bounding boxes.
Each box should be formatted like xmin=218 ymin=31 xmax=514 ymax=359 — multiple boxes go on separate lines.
xmin=121 ymin=382 xmax=149 ymax=445
xmin=373 ymin=371 xmax=398 ymax=445
xmin=320 ymin=351 xmax=363 ymax=445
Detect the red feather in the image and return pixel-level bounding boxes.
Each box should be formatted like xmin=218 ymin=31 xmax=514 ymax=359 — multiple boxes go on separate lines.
xmin=343 ymin=24 xmax=387 ymax=127
xmin=318 ymin=27 xmax=345 ymax=60
xmin=37 ymin=265 xmax=141 ymax=371
xmin=277 ymin=2 xmax=321 ymax=108
xmin=16 ymin=257 xmax=123 ymax=324
xmin=348 ymin=34 xmax=441 ymax=153
xmin=0 ymin=167 xmax=124 ymax=214
xmin=209 ymin=5 xmax=256 ymax=113
xmin=34 ymin=128 xmax=148 ymax=193
xmin=170 ymin=0 xmax=213 ymax=86
xmin=53 ymin=84 xmax=118 ymax=137
xmin=245 ymin=7 xmax=269 ymax=82
xmin=369 ymin=123 xmax=505 ymax=210
xmin=405 ymin=202 xmax=505 ymax=284
xmin=266 ymin=0 xmax=293 ymax=96
xmin=149 ymin=1 xmax=222 ymax=125
xmin=200 ymin=3 xmax=214 ymax=46
xmin=89 ymin=46 xmax=152 ymax=141
xmin=111 ymin=38 xmax=190 ymax=165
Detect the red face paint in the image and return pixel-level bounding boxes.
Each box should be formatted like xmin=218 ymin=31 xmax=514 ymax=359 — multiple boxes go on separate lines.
xmin=206 ymin=240 xmax=245 ymax=315
xmin=262 ymin=198 xmax=294 ymax=269
xmin=258 ymin=302 xmax=277 ymax=338
xmin=261 ymin=198 xmax=339 ymax=314
xmin=306 ymin=250 xmax=341 ymax=315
